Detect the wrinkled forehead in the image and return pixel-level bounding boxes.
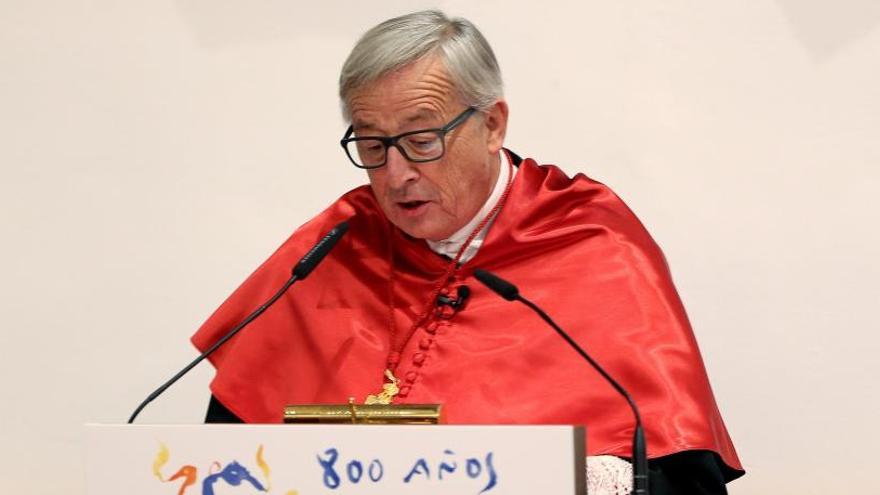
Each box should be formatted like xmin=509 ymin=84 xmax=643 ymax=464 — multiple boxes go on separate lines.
xmin=347 ymin=56 xmax=465 ymax=132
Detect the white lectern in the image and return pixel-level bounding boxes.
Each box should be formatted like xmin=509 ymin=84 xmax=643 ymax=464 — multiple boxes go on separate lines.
xmin=85 ymin=424 xmax=585 ymax=494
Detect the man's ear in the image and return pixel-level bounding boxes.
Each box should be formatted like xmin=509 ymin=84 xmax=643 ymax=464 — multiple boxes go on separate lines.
xmin=484 ymin=99 xmax=509 ymax=154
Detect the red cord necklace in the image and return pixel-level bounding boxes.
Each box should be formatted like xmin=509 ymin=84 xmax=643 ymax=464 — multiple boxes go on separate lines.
xmin=365 ymin=158 xmax=515 ymax=404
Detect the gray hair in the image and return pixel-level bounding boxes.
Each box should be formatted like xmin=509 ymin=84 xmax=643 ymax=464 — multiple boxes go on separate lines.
xmin=339 ymin=10 xmax=503 ymax=120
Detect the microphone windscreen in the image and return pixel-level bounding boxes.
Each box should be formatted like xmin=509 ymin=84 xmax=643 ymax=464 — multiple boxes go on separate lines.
xmin=293 ymin=221 xmax=349 ymax=279
xmin=473 ymin=269 xmax=519 ymax=301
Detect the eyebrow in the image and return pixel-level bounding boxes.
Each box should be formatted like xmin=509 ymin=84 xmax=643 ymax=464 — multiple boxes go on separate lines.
xmin=404 ymin=109 xmax=439 ymax=124
xmin=352 ymin=109 xmax=443 ymax=133
xmin=351 ymin=120 xmax=378 ymax=132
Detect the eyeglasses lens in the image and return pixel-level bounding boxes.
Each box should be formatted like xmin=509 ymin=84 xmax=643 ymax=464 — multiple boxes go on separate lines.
xmin=349 ymin=133 xmax=444 ymax=168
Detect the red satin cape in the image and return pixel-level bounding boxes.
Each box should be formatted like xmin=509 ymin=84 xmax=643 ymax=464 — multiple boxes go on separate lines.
xmin=192 ymin=158 xmax=743 ymax=476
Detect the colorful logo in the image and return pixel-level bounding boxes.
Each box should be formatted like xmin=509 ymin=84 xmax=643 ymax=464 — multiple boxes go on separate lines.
xmin=153 ymin=443 xmax=297 ymax=495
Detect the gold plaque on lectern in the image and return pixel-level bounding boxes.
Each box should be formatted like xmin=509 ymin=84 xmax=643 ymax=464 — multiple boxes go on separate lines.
xmin=283 ymin=403 xmax=443 ymax=424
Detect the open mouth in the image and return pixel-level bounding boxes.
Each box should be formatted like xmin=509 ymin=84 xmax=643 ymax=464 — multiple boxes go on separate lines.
xmin=398 ymin=200 xmax=428 ymax=210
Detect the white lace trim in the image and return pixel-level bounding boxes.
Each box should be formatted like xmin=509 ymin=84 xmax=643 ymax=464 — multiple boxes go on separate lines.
xmin=586 ymin=456 xmax=633 ymax=495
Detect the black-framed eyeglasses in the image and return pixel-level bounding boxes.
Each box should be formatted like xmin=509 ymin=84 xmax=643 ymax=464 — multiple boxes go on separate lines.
xmin=340 ymin=107 xmax=477 ymax=169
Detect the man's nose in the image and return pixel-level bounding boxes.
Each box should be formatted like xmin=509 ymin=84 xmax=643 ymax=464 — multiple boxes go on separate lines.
xmin=384 ymin=145 xmax=419 ymax=188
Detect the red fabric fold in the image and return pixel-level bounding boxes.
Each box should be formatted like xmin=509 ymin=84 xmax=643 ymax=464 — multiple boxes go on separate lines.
xmin=192 ymin=158 xmax=743 ymax=474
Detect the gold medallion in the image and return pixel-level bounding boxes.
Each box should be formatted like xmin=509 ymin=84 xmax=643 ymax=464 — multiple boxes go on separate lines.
xmin=364 ymin=369 xmax=399 ymax=405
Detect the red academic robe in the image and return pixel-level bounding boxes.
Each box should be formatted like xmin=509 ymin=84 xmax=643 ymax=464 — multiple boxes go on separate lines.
xmin=192 ymin=156 xmax=743 ymax=478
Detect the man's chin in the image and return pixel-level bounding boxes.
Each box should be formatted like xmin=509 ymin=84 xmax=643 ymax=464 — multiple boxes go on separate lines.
xmin=389 ymin=217 xmax=452 ymax=242
xmin=381 ymin=203 xmax=446 ymax=240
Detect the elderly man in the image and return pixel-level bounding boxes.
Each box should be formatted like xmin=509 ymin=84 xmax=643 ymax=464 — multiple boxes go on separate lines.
xmin=193 ymin=10 xmax=743 ymax=494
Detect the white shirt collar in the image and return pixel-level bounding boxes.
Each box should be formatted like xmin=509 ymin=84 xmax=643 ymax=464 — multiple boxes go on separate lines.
xmin=426 ymin=151 xmax=515 ymax=263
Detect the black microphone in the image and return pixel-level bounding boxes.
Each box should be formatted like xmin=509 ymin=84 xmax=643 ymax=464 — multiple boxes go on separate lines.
xmin=436 ymin=285 xmax=471 ymax=310
xmin=473 ymin=268 xmax=649 ymax=495
xmin=293 ymin=221 xmax=349 ymax=279
xmin=128 ymin=220 xmax=350 ymax=423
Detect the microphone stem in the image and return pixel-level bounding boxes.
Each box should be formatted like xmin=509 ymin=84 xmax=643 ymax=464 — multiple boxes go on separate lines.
xmin=516 ymin=295 xmax=649 ymax=494
xmin=127 ymin=273 xmax=299 ymax=423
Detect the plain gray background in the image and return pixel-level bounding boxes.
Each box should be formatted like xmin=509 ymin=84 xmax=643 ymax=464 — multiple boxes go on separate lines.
xmin=2 ymin=1 xmax=878 ymax=493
